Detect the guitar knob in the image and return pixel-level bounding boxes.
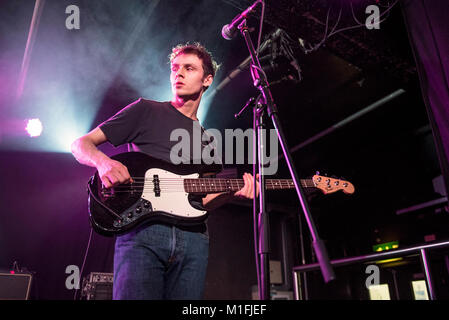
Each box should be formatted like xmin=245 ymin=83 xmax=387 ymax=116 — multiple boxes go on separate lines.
xmin=143 ymin=201 xmax=150 ymax=208
xmin=136 ymin=206 xmax=142 ymax=213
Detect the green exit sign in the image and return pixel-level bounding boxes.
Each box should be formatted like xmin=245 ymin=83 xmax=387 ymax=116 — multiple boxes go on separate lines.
xmin=373 ymin=241 xmax=399 ymax=252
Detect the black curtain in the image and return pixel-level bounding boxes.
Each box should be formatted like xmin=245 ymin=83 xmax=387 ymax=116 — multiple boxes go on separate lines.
xmin=402 ymin=0 xmax=449 ymax=195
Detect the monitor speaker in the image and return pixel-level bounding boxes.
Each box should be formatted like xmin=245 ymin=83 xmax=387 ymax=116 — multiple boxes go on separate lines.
xmin=81 ymin=272 xmax=113 ymax=300
xmin=0 ymin=272 xmax=33 ymax=300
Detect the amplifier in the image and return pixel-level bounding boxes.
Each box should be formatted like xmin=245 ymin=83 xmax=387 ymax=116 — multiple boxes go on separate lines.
xmin=0 ymin=271 xmax=33 ymax=300
xmin=81 ymin=272 xmax=113 ymax=300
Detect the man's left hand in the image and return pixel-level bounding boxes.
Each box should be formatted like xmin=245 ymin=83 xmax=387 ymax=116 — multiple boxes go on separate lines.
xmin=234 ymin=172 xmax=260 ymax=199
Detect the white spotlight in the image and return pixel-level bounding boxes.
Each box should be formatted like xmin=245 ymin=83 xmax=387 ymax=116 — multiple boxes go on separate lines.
xmin=25 ymin=118 xmax=43 ymax=137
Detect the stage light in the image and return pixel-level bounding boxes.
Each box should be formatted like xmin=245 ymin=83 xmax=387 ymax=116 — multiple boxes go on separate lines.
xmin=31 ymin=94 xmax=97 ymax=153
xmin=58 ymin=132 xmax=79 ymax=153
xmin=53 ymin=121 xmax=92 ymax=153
xmin=25 ymin=118 xmax=43 ymax=137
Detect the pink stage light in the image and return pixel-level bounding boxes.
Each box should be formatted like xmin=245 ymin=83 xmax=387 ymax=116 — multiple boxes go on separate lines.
xmin=25 ymin=118 xmax=43 ymax=137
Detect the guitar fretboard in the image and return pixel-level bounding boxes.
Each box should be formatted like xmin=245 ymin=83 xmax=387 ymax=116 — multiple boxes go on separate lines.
xmin=183 ymin=178 xmax=315 ymax=194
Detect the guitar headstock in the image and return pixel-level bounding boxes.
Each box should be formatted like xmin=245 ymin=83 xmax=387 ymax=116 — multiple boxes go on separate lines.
xmin=312 ymin=175 xmax=355 ymax=195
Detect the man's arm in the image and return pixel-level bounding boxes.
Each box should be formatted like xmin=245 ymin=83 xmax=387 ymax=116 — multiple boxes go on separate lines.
xmin=71 ymin=127 xmax=109 ymax=168
xmin=71 ymin=127 xmax=133 ymax=188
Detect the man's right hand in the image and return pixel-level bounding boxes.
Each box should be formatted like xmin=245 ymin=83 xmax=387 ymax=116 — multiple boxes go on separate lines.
xmin=71 ymin=127 xmax=134 ymax=189
xmin=97 ymin=158 xmax=133 ymax=188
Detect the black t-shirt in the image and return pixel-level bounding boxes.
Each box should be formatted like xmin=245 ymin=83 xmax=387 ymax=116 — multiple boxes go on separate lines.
xmin=99 ymin=98 xmax=211 ymax=164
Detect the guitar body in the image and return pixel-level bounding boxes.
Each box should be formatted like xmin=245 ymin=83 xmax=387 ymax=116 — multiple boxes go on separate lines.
xmin=87 ymin=152 xmax=220 ymax=236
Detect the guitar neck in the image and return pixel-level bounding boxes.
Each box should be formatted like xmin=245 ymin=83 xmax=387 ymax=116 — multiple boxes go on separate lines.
xmin=183 ymin=178 xmax=314 ymax=194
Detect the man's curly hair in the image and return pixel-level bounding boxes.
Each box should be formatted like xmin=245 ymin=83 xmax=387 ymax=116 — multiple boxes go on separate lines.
xmin=169 ymin=42 xmax=220 ymax=79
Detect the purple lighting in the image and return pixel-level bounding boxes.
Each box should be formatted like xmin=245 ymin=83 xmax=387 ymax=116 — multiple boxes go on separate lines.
xmin=25 ymin=118 xmax=43 ymax=137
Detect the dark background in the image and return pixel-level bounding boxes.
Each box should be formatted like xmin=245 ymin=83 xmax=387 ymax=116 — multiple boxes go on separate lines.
xmin=0 ymin=0 xmax=448 ymax=299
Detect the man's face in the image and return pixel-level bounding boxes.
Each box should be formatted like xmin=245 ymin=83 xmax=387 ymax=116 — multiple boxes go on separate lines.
xmin=170 ymin=53 xmax=212 ymax=98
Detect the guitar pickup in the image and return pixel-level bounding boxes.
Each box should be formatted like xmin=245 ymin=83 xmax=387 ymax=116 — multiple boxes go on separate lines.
xmin=153 ymin=175 xmax=160 ymax=197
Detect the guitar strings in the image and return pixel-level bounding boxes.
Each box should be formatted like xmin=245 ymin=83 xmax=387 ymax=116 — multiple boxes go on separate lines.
xmin=105 ymin=180 xmax=315 ymax=188
xmin=123 ymin=178 xmax=318 ymax=188
xmin=101 ymin=182 xmax=315 ymax=194
xmin=126 ymin=177 xmax=314 ymax=185
xmin=99 ymin=177 xmax=321 ymax=195
xmin=127 ymin=178 xmax=313 ymax=183
xmin=108 ymin=182 xmax=312 ymax=188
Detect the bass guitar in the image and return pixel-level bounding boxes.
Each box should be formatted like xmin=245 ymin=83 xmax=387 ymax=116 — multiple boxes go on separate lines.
xmin=87 ymin=152 xmax=355 ymax=236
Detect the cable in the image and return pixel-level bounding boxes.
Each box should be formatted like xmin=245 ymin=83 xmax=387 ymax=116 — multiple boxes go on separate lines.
xmin=304 ymin=0 xmax=400 ymax=53
xmin=250 ymin=64 xmax=269 ymax=83
xmin=256 ymin=0 xmax=265 ymax=57
xmin=73 ymin=226 xmax=94 ymax=300
xmin=328 ymin=0 xmax=399 ymax=38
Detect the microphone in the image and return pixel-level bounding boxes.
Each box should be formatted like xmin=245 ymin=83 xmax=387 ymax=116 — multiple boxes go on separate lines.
xmin=222 ymin=0 xmax=262 ymax=40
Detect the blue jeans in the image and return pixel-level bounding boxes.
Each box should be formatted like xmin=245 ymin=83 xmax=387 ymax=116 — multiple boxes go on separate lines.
xmin=113 ymin=223 xmax=209 ymax=300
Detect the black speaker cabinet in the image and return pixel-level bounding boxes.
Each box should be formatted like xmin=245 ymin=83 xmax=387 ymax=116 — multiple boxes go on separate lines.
xmin=0 ymin=272 xmax=33 ymax=300
xmin=81 ymin=272 xmax=113 ymax=300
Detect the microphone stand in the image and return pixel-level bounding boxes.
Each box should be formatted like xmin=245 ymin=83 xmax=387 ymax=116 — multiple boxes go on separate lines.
xmin=236 ymin=19 xmax=336 ymax=300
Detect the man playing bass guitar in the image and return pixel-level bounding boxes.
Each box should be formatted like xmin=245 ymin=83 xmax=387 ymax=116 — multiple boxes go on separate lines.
xmin=71 ymin=43 xmax=259 ymax=300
